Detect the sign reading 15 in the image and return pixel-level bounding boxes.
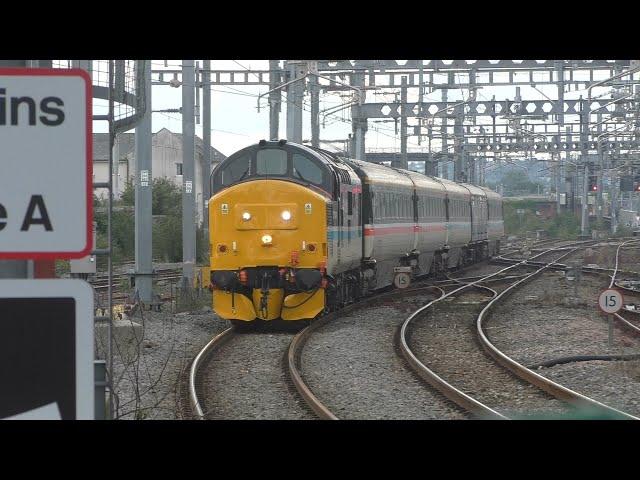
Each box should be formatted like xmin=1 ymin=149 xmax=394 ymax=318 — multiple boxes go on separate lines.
xmin=598 ymin=289 xmax=623 ymax=314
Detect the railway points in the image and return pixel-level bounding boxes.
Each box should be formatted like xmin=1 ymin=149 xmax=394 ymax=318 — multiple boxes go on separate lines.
xmin=4 ymin=59 xmax=640 ymax=421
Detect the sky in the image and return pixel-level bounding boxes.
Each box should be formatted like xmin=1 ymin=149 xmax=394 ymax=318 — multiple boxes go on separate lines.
xmin=92 ymin=60 xmax=631 ymax=160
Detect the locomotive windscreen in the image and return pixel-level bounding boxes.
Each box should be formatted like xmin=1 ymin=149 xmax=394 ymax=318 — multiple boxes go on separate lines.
xmin=211 ymin=142 xmax=334 ymax=197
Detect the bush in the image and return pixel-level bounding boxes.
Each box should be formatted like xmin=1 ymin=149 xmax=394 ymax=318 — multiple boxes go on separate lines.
xmin=504 ymin=201 xmax=580 ymax=240
xmin=95 ymin=179 xmax=209 ymax=265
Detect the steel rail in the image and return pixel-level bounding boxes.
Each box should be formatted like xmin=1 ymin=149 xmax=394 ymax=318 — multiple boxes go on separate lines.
xmin=398 ymin=246 xmax=575 ymax=419
xmin=475 ymin=248 xmax=639 ymax=419
xmin=609 ymin=239 xmax=640 ymax=336
xmin=287 ymin=285 xmax=444 ymax=420
xmin=399 ymin=241 xmax=614 ymax=419
xmin=188 ymin=327 xmax=235 ymax=419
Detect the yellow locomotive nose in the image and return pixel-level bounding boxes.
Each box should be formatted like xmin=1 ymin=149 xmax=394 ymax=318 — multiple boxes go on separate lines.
xmin=210 ymin=179 xmax=327 ymax=323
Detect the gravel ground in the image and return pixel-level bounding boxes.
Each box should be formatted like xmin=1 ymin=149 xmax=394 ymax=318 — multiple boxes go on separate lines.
xmin=486 ymin=245 xmax=640 ymax=418
xmin=300 ymin=291 xmax=467 ymax=419
xmin=198 ymin=331 xmax=313 ymax=420
xmin=101 ymin=297 xmax=228 ymax=420
xmin=407 ymin=289 xmax=573 ymax=419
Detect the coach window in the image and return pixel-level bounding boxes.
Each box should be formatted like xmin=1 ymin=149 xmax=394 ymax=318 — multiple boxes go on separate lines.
xmin=257 ymin=149 xmax=287 ymax=176
xmin=347 ymin=192 xmax=353 ymax=216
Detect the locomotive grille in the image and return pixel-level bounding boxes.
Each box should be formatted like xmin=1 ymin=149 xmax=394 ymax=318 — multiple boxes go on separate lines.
xmin=326 ymin=202 xmax=334 ymax=226
xmin=335 ymin=168 xmax=351 ymax=184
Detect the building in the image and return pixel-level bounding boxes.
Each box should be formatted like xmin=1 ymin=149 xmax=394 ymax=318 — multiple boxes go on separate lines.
xmin=93 ymin=128 xmax=226 ymax=223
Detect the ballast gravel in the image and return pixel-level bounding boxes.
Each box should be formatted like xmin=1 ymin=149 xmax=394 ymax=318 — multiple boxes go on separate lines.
xmin=198 ymin=331 xmax=314 ymax=420
xmin=486 ymin=248 xmax=640 ymax=418
xmin=105 ymin=303 xmax=227 ymax=420
xmin=407 ymin=294 xmax=572 ymax=419
xmin=301 ymin=292 xmax=468 ymax=420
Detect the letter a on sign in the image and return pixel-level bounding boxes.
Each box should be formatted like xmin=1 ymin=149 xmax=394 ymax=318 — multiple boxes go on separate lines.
xmin=0 ymin=68 xmax=92 ymax=259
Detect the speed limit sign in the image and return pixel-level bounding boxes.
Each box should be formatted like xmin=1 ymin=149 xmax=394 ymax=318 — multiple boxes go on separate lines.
xmin=394 ymin=272 xmax=411 ymax=289
xmin=598 ymin=289 xmax=623 ymax=314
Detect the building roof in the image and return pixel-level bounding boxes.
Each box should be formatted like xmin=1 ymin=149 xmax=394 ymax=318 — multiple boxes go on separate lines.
xmin=93 ymin=127 xmax=227 ymax=163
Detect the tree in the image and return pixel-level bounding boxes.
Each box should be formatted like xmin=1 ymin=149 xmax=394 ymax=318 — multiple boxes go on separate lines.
xmin=120 ymin=177 xmax=182 ymax=215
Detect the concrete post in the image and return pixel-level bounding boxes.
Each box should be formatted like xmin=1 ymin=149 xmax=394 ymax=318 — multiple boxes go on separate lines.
xmin=112 ymin=134 xmax=120 ymax=198
xmin=596 ymin=113 xmax=604 ymax=224
xmin=285 ymin=61 xmax=304 ymax=143
xmin=454 ymin=106 xmax=464 ymax=182
xmin=134 ymin=60 xmax=153 ymax=303
xmin=441 ymin=88 xmax=449 ymax=179
xmin=351 ymin=70 xmax=366 ymax=160
xmin=310 ymin=73 xmax=320 ymax=148
xmin=269 ymin=60 xmax=281 ymax=140
xmin=580 ymin=98 xmax=590 ymax=236
xmin=182 ymin=60 xmax=196 ymax=287
xmin=398 ymin=76 xmax=408 ymax=169
xmin=202 ymin=60 xmax=211 ymax=251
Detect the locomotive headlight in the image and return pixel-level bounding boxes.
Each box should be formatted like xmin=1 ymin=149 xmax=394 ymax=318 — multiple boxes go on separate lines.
xmin=261 ymin=234 xmax=273 ymax=245
xmin=281 ymin=210 xmax=292 ymax=221
xmin=242 ymin=211 xmax=252 ymax=221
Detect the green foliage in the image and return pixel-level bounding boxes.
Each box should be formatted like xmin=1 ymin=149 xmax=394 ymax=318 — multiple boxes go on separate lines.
xmin=495 ymin=170 xmax=545 ymax=197
xmin=503 ymin=201 xmax=580 ymax=240
xmin=95 ymin=178 xmax=209 ymax=265
xmin=120 ymin=177 xmax=182 ymax=215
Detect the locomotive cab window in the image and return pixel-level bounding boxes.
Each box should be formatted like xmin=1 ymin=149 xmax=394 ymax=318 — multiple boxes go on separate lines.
xmin=293 ymin=153 xmax=324 ymax=185
xmin=219 ymin=153 xmax=250 ymax=186
xmin=257 ymin=149 xmax=287 ymax=175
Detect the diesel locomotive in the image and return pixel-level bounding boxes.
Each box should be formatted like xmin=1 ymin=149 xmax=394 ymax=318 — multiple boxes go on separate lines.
xmin=208 ymin=140 xmax=504 ymax=326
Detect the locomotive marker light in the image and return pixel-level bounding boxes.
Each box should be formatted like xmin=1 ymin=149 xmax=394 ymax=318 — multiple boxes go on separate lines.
xmin=281 ymin=210 xmax=292 ymax=221
xmin=598 ymin=288 xmax=623 ymax=346
xmin=242 ymin=211 xmax=251 ymax=221
xmin=0 ymin=68 xmax=92 ymax=259
xmin=261 ymin=234 xmax=273 ymax=245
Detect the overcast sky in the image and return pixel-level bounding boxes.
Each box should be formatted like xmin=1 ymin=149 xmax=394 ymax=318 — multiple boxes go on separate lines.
xmin=93 ymin=60 xmax=623 ymax=159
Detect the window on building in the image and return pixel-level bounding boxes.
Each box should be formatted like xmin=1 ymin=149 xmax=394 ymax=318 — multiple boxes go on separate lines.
xmin=176 ymin=163 xmax=183 ymax=175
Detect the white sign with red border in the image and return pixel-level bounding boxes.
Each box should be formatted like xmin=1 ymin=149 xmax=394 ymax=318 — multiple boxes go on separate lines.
xmin=598 ymin=288 xmax=623 ymax=314
xmin=0 ymin=68 xmax=92 ymax=259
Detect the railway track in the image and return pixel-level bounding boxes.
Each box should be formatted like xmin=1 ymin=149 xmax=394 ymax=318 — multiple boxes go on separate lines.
xmin=90 ymin=267 xmax=183 ymax=291
xmin=399 ymin=243 xmax=639 ymax=419
xmin=609 ymin=239 xmax=640 ymax=336
xmin=188 ymin=283 xmax=449 ymax=420
xmin=188 ymin=238 xmax=640 ymax=420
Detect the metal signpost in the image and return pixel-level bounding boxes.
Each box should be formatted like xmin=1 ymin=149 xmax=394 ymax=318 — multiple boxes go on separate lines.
xmin=0 ymin=68 xmax=92 ymax=259
xmin=598 ymin=288 xmax=623 ymax=347
xmin=0 ymin=280 xmax=94 ymax=419
xmin=393 ymin=266 xmax=412 ymax=289
xmin=0 ymin=68 xmax=95 ymax=419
